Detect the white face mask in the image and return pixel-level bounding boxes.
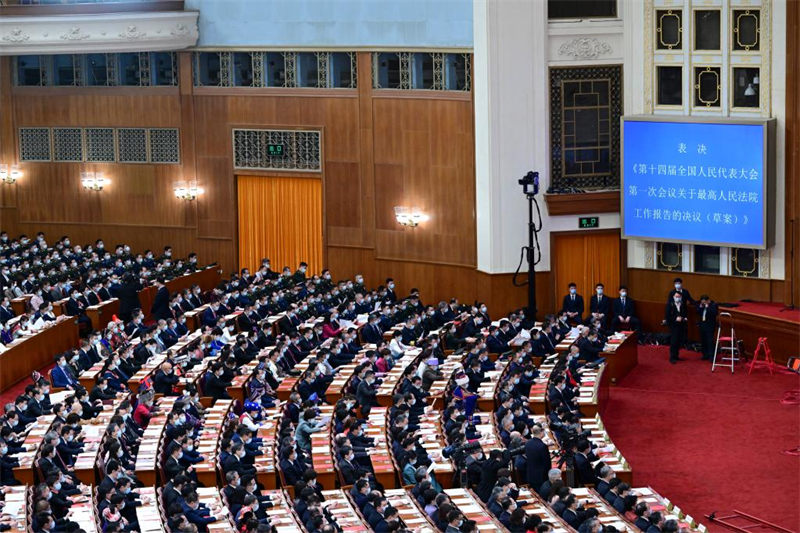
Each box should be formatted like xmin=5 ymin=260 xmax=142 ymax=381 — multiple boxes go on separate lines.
xmin=620 ymin=291 xmax=627 ymax=298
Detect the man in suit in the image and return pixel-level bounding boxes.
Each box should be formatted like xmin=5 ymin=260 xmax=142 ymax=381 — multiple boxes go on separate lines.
xmin=668 ymin=277 xmax=695 ymax=305
xmin=361 ymin=314 xmax=384 ymax=345
xmin=612 ymin=285 xmax=640 ymax=332
xmin=697 ymin=295 xmax=719 ymax=361
xmin=665 ymin=292 xmax=688 ymax=364
xmin=574 ymin=440 xmax=597 ymax=486
xmin=561 ymin=282 xmax=584 ymax=324
xmin=525 ymin=425 xmax=551 ymax=495
xmin=486 ymin=325 xmax=509 ymax=355
xmin=587 ymin=283 xmax=611 ymax=326
xmin=356 ymin=371 xmax=378 ymax=416
xmin=153 ymin=362 xmax=180 ymax=396
xmin=150 ymin=280 xmax=170 ymax=320
xmin=0 ymin=297 xmax=15 ymax=324
xmin=51 ymin=354 xmax=79 ymax=389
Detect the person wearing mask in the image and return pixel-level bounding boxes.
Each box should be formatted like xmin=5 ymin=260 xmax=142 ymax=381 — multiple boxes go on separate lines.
xmin=667 ymin=277 xmax=695 ymax=305
xmin=665 ymin=290 xmax=688 ymax=364
xmin=587 ymin=283 xmax=611 ymax=327
xmin=612 ymin=285 xmax=640 ymax=332
xmin=561 ymin=282 xmax=584 ymax=325
xmin=697 ymin=294 xmax=719 ymax=361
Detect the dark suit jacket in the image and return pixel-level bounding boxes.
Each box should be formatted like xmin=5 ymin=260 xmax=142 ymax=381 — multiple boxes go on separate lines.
xmin=665 ymin=301 xmax=688 ymax=329
xmin=574 ymin=452 xmax=596 ymax=485
xmin=151 ymin=286 xmax=170 ymax=320
xmin=589 ymin=294 xmax=611 ymax=317
xmin=561 ymin=294 xmax=584 ymax=316
xmin=613 ymin=297 xmax=636 ymax=318
xmin=525 ymin=437 xmax=550 ymax=491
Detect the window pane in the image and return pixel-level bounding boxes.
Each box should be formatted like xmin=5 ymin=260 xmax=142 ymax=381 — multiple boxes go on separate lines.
xmin=694 ymin=67 xmax=721 ymax=108
xmin=330 ymin=52 xmax=355 ymax=88
xmin=732 ymin=67 xmax=760 ymax=108
xmin=53 ymin=55 xmax=78 ymax=86
xmin=412 ymin=53 xmax=434 ymax=89
xmin=731 ymin=248 xmax=759 ymax=277
xmin=152 ymin=53 xmax=176 ymax=86
xmin=694 ymin=10 xmax=720 ymax=50
xmin=444 ymin=53 xmax=469 ymax=90
xmin=296 ymin=52 xmax=319 ymax=87
xmin=118 ymin=53 xmax=140 ymax=86
xmin=657 ymin=66 xmax=682 ymax=106
xmin=196 ymin=52 xmax=221 ymax=86
xmin=233 ymin=52 xmax=255 ymax=87
xmin=656 ymin=243 xmax=682 ymax=271
xmin=732 ymin=9 xmax=760 ymax=51
xmin=548 ymin=0 xmax=617 ymax=19
xmin=265 ymin=52 xmax=286 ymax=87
xmin=16 ymin=56 xmax=45 ymax=86
xmin=694 ymin=245 xmax=720 ymax=274
xmin=656 ymin=10 xmax=682 ymax=50
xmin=375 ymin=52 xmax=401 ymax=89
xmin=85 ymin=54 xmax=108 ymax=86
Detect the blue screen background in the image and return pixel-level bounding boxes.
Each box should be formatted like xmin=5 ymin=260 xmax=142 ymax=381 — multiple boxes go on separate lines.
xmin=622 ymin=120 xmax=765 ymax=247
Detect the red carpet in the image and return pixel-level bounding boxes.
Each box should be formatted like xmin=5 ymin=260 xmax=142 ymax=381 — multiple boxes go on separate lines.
xmin=732 ymin=301 xmax=800 ymax=323
xmin=603 ymin=345 xmax=800 ymax=532
xmin=0 ymin=363 xmax=54 ymax=413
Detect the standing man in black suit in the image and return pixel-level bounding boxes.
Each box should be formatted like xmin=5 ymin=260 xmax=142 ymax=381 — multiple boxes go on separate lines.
xmin=697 ymin=295 xmax=719 ymax=361
xmin=665 ymin=292 xmax=688 ymax=364
xmin=525 ymin=425 xmax=551 ymax=496
xmin=667 ymin=277 xmax=695 ymax=305
xmin=150 ymin=279 xmax=170 ymax=321
xmin=561 ymin=282 xmax=584 ymax=325
xmin=611 ymin=286 xmax=640 ymax=332
xmin=587 ymin=283 xmax=611 ymax=326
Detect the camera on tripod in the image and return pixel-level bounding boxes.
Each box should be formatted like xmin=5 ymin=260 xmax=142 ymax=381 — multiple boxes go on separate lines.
xmin=443 ymin=440 xmax=482 ymax=462
xmin=518 ymin=171 xmax=540 ymax=196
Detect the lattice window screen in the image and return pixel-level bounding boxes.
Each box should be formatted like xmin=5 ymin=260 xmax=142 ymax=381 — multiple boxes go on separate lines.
xmin=52 ymin=128 xmax=84 ymax=161
xmin=232 ymin=129 xmax=321 ymax=172
xmin=118 ymin=128 xmax=148 ymax=163
xmin=149 ymin=128 xmax=180 ymax=163
xmin=19 ymin=128 xmax=52 ymax=161
xmin=85 ymin=128 xmax=116 ymax=162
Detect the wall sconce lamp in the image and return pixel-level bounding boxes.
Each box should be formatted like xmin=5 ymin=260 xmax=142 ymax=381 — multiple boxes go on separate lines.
xmin=174 ymin=181 xmax=204 ymax=201
xmin=0 ymin=164 xmax=22 ymax=184
xmin=394 ymin=206 xmax=429 ymax=228
xmin=80 ymin=171 xmax=108 ymax=191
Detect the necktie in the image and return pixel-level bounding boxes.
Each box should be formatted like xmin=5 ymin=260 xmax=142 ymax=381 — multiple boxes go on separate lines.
xmin=702 ymin=307 xmax=707 ymax=321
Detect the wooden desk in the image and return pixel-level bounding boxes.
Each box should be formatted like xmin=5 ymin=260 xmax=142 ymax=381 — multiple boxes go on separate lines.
xmin=516 ymin=487 xmax=573 ymax=533
xmin=196 ymin=486 xmax=236 ymax=532
xmin=602 ymin=332 xmax=638 ymax=383
xmin=195 ymin=399 xmax=234 ymax=487
xmin=2 ymin=486 xmax=27 ymax=532
xmin=574 ymin=364 xmax=604 ymax=418
xmin=580 ymin=414 xmax=632 ymax=485
xmin=252 ymin=407 xmax=282 ymax=490
xmin=67 ymin=486 xmax=99 ymax=533
xmin=570 ymin=488 xmax=638 ymax=533
xmin=445 ymin=488 xmax=508 ymax=531
xmin=309 ymin=405 xmax=336 ymax=490
xmin=0 ymin=315 xmax=79 ymax=391
xmin=134 ymin=487 xmax=163 ymax=533
xmin=630 ymin=486 xmax=708 ymax=532
xmin=85 ymin=298 xmax=120 ymax=331
xmin=72 ymin=394 xmax=130 ymax=485
xmin=415 ymin=410 xmax=455 ymax=489
xmin=365 ymin=407 xmax=396 ymax=489
xmin=256 ymin=489 xmax=304 ymax=531
xmin=476 ymin=360 xmax=508 ymax=412
xmin=386 ymin=488 xmax=438 ymax=530
xmin=528 ymin=356 xmax=558 ymax=414
xmin=134 ymin=397 xmax=177 ymax=486
xmin=319 ymin=490 xmax=370 ymax=532
xmin=13 ymin=414 xmax=55 ymax=485
xmin=375 ymin=348 xmax=423 ymax=407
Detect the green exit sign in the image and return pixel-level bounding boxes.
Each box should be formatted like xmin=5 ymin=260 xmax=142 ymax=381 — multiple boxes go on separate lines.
xmin=267 ymin=144 xmax=284 ymax=156
xmin=579 ymin=216 xmax=599 ymax=229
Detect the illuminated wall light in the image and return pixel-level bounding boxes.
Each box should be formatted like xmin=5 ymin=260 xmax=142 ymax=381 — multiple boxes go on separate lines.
xmin=80 ymin=171 xmax=108 ymax=191
xmin=174 ymin=181 xmax=204 ymax=201
xmin=394 ymin=206 xmax=429 ymax=228
xmin=0 ymin=164 xmax=22 ymax=184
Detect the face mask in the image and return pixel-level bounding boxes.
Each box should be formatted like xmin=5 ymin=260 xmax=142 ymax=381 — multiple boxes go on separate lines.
xmin=54 ymin=482 xmax=62 ymax=491
xmin=675 ymin=283 xmax=682 ymax=290
xmin=596 ymin=288 xmax=603 ymax=295
xmin=569 ymin=288 xmax=576 ymax=294
xmin=620 ymin=291 xmax=627 ymax=297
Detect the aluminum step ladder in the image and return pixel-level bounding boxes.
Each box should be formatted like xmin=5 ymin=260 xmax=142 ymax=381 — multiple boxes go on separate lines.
xmin=712 ymin=312 xmax=740 ymax=373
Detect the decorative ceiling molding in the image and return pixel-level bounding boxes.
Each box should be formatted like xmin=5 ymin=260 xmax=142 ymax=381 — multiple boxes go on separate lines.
xmin=0 ymin=11 xmax=198 ymax=55
xmin=558 ymin=37 xmax=613 ymax=60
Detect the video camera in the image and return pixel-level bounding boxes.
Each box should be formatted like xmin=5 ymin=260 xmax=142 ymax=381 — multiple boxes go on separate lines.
xmin=442 ymin=440 xmax=482 ymax=462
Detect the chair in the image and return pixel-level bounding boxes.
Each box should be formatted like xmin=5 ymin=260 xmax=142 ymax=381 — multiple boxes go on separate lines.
xmin=712 ymin=312 xmax=740 ymax=373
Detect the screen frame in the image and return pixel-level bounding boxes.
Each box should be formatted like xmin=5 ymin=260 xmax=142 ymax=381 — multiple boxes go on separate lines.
xmin=620 ymin=114 xmax=776 ymax=250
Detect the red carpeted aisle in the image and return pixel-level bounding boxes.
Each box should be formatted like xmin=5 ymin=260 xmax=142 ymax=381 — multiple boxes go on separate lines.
xmin=603 ymin=345 xmax=800 ymax=532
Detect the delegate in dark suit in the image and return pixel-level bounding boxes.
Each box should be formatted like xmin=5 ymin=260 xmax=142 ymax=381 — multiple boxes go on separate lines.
xmin=697 ymin=299 xmax=719 ymax=360
xmin=561 ymin=293 xmax=584 ymax=323
xmin=587 ymin=293 xmax=611 ymax=325
xmin=612 ymin=295 xmax=640 ymax=332
xmin=525 ymin=437 xmax=551 ymax=495
xmin=665 ymin=298 xmax=688 ymax=363
xmin=150 ymin=285 xmax=171 ymax=321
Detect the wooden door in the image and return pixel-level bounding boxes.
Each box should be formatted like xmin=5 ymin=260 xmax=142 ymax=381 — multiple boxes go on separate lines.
xmin=552 ymin=230 xmax=621 ymax=311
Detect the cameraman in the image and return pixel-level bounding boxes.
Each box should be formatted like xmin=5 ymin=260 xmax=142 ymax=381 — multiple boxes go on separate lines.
xmin=475 ymin=448 xmax=511 ymax=502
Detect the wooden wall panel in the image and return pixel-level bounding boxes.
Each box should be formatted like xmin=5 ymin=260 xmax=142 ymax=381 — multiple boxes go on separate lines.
xmin=786 ymin=0 xmax=800 ymax=307
xmin=552 ymin=230 xmax=621 ymax=308
xmin=626 ymin=268 xmax=784 ymax=304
